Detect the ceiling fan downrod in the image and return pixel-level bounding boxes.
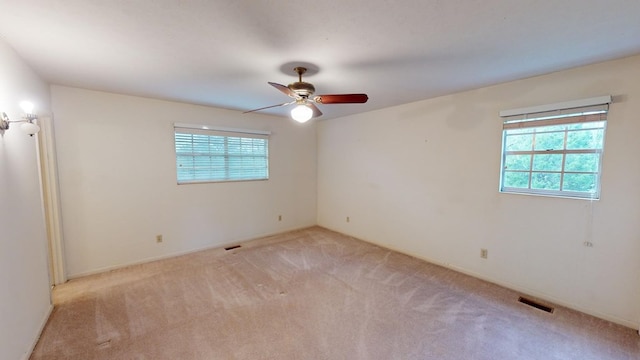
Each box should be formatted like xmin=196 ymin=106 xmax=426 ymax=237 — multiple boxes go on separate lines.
xmin=289 ymin=67 xmax=315 ymax=97
xmin=293 ymin=66 xmax=307 ymax=82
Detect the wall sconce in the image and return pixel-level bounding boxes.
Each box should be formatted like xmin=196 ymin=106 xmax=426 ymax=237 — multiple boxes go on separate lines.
xmin=0 ymin=101 xmax=40 ymax=136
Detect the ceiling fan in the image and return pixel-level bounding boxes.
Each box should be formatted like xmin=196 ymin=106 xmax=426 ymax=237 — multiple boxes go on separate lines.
xmin=244 ymin=67 xmax=368 ymax=123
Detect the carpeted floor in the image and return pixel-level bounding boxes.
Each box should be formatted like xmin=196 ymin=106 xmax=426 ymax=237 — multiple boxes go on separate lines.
xmin=31 ymin=227 xmax=640 ymax=359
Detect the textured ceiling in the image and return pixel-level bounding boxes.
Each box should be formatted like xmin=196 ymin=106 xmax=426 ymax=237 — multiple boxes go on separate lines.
xmin=1 ymin=0 xmax=639 ymax=120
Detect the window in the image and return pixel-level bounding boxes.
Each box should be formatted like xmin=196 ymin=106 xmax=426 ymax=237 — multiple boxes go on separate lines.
xmin=499 ymin=97 xmax=610 ymax=199
xmin=174 ymin=124 xmax=269 ymax=184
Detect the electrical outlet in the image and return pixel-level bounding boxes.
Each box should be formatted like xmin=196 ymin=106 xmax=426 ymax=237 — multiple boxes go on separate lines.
xmin=480 ymin=248 xmax=488 ymax=259
xmin=346 ymin=216 xmax=350 ymax=223
xmin=278 ymin=215 xmax=282 ymax=221
xmin=156 ymin=235 xmax=163 ymax=243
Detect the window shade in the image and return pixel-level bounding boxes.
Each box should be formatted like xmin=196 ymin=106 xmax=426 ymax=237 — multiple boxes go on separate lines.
xmin=502 ymin=104 xmax=609 ymax=130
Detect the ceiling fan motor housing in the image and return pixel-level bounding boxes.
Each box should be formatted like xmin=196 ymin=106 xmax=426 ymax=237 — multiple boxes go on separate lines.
xmin=288 ymin=81 xmax=315 ymax=97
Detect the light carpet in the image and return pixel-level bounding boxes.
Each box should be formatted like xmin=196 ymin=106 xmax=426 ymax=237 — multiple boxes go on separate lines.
xmin=31 ymin=227 xmax=640 ymax=359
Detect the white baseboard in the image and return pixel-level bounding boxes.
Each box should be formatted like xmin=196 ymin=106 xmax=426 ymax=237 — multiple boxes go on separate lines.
xmin=444 ymin=264 xmax=638 ymax=330
xmin=22 ymin=303 xmax=53 ymax=360
xmin=67 ymin=224 xmax=316 ymax=280
xmin=323 ymin=225 xmax=639 ymax=331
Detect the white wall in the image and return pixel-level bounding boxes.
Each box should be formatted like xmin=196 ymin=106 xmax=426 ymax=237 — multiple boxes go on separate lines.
xmin=51 ymin=86 xmax=317 ymax=277
xmin=0 ymin=41 xmax=52 ymax=359
xmin=318 ymin=55 xmax=640 ymax=329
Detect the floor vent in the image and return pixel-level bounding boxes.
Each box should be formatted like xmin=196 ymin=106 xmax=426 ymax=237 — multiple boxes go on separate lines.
xmin=518 ymin=296 xmax=555 ymax=313
xmin=224 ymin=245 xmax=242 ymax=251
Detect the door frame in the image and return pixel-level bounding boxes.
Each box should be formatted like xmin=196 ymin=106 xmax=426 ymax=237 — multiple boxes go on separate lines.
xmin=37 ymin=115 xmax=66 ymax=285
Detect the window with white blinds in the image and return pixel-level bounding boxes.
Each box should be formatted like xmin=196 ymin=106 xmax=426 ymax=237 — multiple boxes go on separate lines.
xmin=174 ymin=124 xmax=269 ymax=184
xmin=499 ymin=97 xmax=610 ymax=199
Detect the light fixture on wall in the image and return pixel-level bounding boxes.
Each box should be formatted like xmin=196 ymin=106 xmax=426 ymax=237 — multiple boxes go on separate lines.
xmin=0 ymin=101 xmax=40 ymax=136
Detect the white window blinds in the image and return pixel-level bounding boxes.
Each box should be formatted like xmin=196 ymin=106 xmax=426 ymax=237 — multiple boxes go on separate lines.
xmin=174 ymin=124 xmax=269 ymax=184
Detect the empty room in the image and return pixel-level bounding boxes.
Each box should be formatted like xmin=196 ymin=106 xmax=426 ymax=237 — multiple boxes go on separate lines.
xmin=1 ymin=1 xmax=640 ymax=359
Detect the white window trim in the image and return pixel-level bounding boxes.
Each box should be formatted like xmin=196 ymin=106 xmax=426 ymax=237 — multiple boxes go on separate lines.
xmin=174 ymin=122 xmax=271 ymax=136
xmin=174 ymin=123 xmax=270 ymax=184
xmin=499 ymin=96 xmax=611 ymax=200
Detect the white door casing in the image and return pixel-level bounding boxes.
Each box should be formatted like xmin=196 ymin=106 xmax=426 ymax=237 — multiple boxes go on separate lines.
xmin=36 ymin=115 xmax=66 ymax=286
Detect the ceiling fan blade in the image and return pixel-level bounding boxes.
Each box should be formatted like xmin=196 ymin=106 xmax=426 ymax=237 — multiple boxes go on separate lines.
xmin=313 ymin=94 xmax=368 ymax=104
xmin=269 ymin=82 xmax=298 ymax=98
xmin=243 ymin=101 xmax=294 ymax=114
xmin=309 ymin=103 xmax=323 ymax=118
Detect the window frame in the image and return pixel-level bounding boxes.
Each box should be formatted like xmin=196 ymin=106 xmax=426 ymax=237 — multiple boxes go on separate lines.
xmin=498 ymin=98 xmax=610 ymax=200
xmin=174 ymin=123 xmax=270 ymax=185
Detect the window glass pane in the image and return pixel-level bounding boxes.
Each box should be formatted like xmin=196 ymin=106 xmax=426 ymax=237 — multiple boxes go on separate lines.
xmin=504 ymin=133 xmax=533 ymax=151
xmin=531 ymin=172 xmax=561 ymax=190
xmin=193 ymin=168 xmax=212 ymax=180
xmin=504 ymin=154 xmax=531 ymax=171
xmin=500 ymin=107 xmax=606 ymax=199
xmin=532 ymin=154 xmax=562 ymax=171
xmin=502 ymin=171 xmax=529 ymax=189
xmin=192 ymin=135 xmax=210 ymax=153
xmin=567 ymin=121 xmax=605 ymax=130
xmin=505 ymin=127 xmax=536 ymax=135
xmin=211 ymin=156 xmax=225 ymax=167
xmin=565 ymin=153 xmax=599 ymax=172
xmin=177 ymin=155 xmax=194 ymax=168
xmin=537 ymin=124 xmax=566 ymax=132
xmin=533 ymin=131 xmax=564 ymax=150
xmin=210 ymin=136 xmax=225 ymax=153
xmin=177 ymin=168 xmax=193 ymax=180
xmin=566 ymin=129 xmax=604 ymax=149
xmin=227 ymin=137 xmax=242 ymax=154
xmin=563 ymin=173 xmax=597 ymax=192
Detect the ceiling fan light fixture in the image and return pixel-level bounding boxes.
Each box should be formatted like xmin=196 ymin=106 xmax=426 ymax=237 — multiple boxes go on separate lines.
xmin=243 ymin=65 xmax=368 ymax=120
xmin=291 ymin=104 xmax=313 ymax=123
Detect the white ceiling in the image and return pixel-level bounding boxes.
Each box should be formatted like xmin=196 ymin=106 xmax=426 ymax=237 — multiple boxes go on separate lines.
xmin=1 ymin=0 xmax=639 ymax=120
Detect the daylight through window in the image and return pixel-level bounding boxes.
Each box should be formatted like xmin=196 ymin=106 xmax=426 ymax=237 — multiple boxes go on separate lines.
xmin=499 ymin=99 xmax=610 ymax=199
xmin=174 ymin=124 xmax=269 ymax=184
